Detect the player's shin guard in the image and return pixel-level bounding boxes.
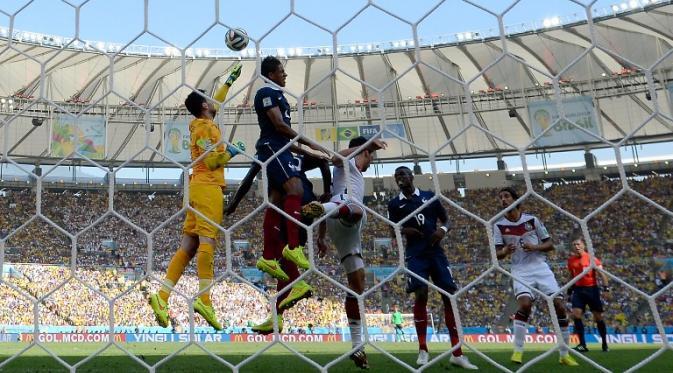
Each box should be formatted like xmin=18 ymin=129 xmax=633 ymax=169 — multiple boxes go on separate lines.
xmin=263 ymin=208 xmax=283 ymax=260
xmin=574 ymin=318 xmax=586 ymax=346
xmin=513 ymin=310 xmax=529 ymax=353
xmin=159 ymin=248 xmax=192 ymax=302
xmin=558 ymin=316 xmax=570 ymax=356
xmin=284 ymin=194 xmax=302 ymax=249
xmin=443 ymin=304 xmax=463 ymax=357
xmin=413 ymin=298 xmax=429 ymax=351
xmin=196 ymin=242 xmax=215 ymax=305
xmin=345 ymin=295 xmax=362 ymax=349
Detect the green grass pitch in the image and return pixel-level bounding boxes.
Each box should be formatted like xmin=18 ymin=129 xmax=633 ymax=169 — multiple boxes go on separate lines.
xmin=1 ymin=342 xmax=671 ymax=372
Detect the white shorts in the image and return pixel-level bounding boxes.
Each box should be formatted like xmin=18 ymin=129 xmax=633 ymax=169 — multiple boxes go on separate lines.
xmin=512 ymin=265 xmax=561 ymax=300
xmin=327 ymin=211 xmax=366 ymax=274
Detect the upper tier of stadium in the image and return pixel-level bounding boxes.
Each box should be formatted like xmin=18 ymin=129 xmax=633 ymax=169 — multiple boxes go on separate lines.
xmin=1 ymin=2 xmax=673 ymax=166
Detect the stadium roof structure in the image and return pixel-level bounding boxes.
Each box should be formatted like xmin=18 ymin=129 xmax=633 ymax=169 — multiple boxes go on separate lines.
xmin=1 ymin=2 xmax=673 ymax=167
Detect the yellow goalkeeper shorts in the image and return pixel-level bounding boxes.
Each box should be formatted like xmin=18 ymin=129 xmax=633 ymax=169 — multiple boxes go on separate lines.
xmin=183 ymin=183 xmax=223 ymax=239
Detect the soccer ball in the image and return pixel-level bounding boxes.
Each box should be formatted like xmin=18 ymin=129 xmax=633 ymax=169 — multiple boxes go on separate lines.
xmin=225 ymin=28 xmax=249 ymax=51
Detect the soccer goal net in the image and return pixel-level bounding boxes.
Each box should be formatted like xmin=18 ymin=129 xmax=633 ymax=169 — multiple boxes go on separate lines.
xmin=0 ymin=0 xmax=672 ymax=372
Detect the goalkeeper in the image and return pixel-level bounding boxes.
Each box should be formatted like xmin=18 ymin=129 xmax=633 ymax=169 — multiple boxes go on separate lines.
xmin=150 ymin=64 xmax=244 ymax=330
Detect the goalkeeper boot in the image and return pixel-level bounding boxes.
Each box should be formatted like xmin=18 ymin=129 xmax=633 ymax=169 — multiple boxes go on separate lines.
xmin=252 ymin=315 xmax=283 ymax=335
xmin=559 ymin=354 xmax=579 ymax=366
xmin=282 ymin=245 xmax=310 ymax=270
xmin=256 ymin=257 xmax=289 ymax=281
xmin=278 ymin=280 xmax=313 ymax=311
xmin=193 ymin=298 xmax=223 ymax=330
xmin=149 ymin=293 xmax=170 ymax=328
xmin=301 ymin=201 xmax=325 ymax=219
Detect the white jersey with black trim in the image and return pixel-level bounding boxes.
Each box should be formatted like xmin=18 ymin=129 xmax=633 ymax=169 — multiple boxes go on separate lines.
xmin=493 ymin=213 xmax=551 ymax=272
xmin=330 ymin=158 xmax=364 ymax=204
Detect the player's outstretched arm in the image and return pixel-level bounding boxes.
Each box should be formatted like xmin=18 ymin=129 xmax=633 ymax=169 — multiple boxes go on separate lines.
xmin=332 ymin=138 xmax=388 ymax=167
xmin=225 ymin=162 xmax=261 ymax=215
xmin=265 ymin=108 xmax=325 ymax=154
xmin=212 ymin=64 xmax=242 ymax=112
xmin=317 ymin=157 xmax=331 ymax=197
xmin=289 ymin=147 xmax=332 ymax=199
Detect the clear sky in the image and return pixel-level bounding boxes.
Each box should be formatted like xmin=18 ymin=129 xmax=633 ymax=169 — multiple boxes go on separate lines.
xmin=1 ymin=0 xmax=671 ymax=180
xmin=2 ymin=0 xmax=621 ymax=50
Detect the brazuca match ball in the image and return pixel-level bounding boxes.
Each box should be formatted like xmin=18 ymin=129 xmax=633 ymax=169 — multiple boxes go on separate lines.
xmin=225 ymin=28 xmax=249 ymax=51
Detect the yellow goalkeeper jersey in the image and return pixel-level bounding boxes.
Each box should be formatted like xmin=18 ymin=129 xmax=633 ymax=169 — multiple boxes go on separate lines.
xmin=189 ymin=118 xmax=225 ymax=186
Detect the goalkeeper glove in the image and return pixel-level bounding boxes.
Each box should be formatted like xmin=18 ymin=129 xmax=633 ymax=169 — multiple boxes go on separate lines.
xmin=226 ymin=141 xmax=245 ymax=157
xmin=203 ymin=142 xmax=245 ymax=170
xmin=225 ymin=64 xmax=242 ymax=86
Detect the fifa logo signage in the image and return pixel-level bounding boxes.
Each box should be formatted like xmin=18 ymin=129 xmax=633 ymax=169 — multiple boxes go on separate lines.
xmin=528 ymin=96 xmax=600 ymax=147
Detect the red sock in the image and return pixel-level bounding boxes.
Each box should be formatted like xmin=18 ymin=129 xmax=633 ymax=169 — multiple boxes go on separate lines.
xmin=275 ymin=258 xmax=300 ymax=313
xmin=263 ymin=208 xmax=282 ymax=260
xmin=414 ymin=298 xmax=428 ymax=351
xmin=444 ymin=305 xmax=463 ymax=357
xmin=284 ymin=194 xmax=302 ymax=249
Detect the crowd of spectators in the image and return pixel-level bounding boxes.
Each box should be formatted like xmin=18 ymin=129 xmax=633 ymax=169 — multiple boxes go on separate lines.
xmin=1 ymin=175 xmax=671 ymax=332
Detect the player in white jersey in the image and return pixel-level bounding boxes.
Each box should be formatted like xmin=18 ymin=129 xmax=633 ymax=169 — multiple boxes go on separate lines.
xmin=304 ymin=136 xmax=387 ymax=370
xmin=493 ymin=187 xmax=579 ymax=367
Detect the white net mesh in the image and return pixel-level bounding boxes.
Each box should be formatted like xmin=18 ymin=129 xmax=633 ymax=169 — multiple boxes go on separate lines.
xmin=1 ymin=0 xmax=673 ymax=372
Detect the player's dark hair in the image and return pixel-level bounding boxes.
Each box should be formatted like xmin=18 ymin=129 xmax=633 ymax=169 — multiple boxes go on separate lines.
xmin=348 ymin=136 xmax=368 ymax=149
xmin=261 ymin=56 xmax=282 ymax=78
xmin=394 ymin=166 xmax=412 ymax=174
xmin=573 ymin=236 xmax=586 ymax=245
xmin=185 ymin=89 xmax=207 ymax=117
xmin=499 ymin=187 xmax=519 ymax=201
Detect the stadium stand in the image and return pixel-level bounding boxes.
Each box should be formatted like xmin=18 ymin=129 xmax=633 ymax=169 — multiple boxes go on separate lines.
xmin=1 ymin=175 xmax=671 ymax=334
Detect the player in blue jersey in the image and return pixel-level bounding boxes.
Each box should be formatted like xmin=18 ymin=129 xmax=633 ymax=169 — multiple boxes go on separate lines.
xmin=224 ymin=150 xmax=331 ymax=334
xmin=254 ymin=56 xmax=325 ymax=280
xmin=387 ymin=166 xmax=477 ymax=370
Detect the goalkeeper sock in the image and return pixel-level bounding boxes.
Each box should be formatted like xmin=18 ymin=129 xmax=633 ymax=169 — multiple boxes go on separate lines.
xmin=159 ymin=248 xmax=192 ymax=302
xmin=196 ymin=242 xmax=215 ymax=306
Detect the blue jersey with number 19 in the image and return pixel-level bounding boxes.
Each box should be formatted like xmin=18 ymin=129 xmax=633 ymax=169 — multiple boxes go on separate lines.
xmin=387 ymin=188 xmax=447 ymax=257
